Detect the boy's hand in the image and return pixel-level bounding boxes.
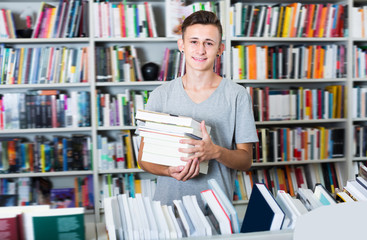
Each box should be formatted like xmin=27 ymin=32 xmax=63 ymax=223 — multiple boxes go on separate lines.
xmin=179 ymin=120 xmax=219 ymax=163
xmin=167 ymin=159 xmax=200 ymax=181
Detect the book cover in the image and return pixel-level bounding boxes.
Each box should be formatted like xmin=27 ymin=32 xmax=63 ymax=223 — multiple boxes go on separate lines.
xmin=50 ymin=188 xmax=75 ymax=208
xmin=241 ymin=183 xmax=285 ymax=233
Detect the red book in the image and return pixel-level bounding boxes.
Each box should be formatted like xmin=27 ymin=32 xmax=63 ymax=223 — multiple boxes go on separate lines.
xmin=313 ymin=4 xmax=323 ymax=37
xmin=120 ymin=3 xmax=126 ymax=37
xmin=1 ymin=9 xmax=10 ymax=37
xmin=0 ymin=213 xmax=20 ymax=240
xmin=144 ymin=2 xmax=153 ymax=37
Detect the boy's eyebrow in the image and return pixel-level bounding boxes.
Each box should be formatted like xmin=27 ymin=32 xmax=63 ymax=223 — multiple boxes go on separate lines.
xmin=188 ymin=37 xmax=216 ymax=42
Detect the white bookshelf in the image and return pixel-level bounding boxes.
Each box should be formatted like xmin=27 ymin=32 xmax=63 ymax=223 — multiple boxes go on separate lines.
xmin=0 ymin=0 xmax=364 ymax=227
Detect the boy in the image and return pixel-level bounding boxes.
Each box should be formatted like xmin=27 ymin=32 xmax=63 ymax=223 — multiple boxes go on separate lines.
xmin=137 ymin=10 xmax=258 ymax=206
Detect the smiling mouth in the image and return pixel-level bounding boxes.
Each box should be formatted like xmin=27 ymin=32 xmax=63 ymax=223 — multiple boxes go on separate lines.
xmin=192 ymin=57 xmax=207 ymax=61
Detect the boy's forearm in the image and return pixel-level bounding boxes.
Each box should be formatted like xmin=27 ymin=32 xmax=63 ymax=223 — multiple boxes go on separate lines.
xmin=214 ymin=144 xmax=253 ymax=171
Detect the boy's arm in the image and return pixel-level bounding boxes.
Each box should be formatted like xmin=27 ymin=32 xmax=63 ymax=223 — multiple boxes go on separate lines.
xmin=179 ymin=121 xmax=253 ymax=171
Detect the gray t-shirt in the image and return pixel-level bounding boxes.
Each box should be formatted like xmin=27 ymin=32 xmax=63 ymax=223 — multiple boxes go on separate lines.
xmin=145 ymin=77 xmax=258 ymax=206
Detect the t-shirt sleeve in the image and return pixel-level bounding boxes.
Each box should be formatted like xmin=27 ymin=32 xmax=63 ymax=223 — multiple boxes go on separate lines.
xmin=235 ymin=87 xmax=258 ymax=144
xmin=145 ymin=87 xmax=163 ymax=112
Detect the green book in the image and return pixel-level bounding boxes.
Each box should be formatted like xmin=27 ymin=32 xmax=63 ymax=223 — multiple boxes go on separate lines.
xmin=24 ymin=207 xmax=85 ymax=240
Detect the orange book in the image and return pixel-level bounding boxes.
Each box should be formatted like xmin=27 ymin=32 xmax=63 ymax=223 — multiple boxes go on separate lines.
xmin=288 ymin=3 xmax=299 ymax=37
xmin=284 ymin=165 xmax=295 ymax=196
xmin=247 ymin=44 xmax=257 ymax=79
xmin=313 ymin=46 xmax=320 ymax=79
xmin=318 ymin=6 xmax=328 ymax=37
xmin=276 ymin=168 xmax=287 ymax=191
xmin=306 ymin=4 xmax=316 ymax=37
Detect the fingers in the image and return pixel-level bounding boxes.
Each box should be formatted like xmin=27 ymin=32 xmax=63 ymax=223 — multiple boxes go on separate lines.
xmin=182 ymin=158 xmax=200 ymax=181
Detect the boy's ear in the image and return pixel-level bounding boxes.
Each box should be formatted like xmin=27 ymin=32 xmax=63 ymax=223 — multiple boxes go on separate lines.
xmin=218 ymin=42 xmax=225 ymax=55
xmin=177 ymin=39 xmax=184 ymax=52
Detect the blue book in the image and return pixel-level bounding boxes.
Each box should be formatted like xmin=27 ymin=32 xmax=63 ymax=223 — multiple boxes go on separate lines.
xmin=241 ymin=183 xmax=285 ymax=233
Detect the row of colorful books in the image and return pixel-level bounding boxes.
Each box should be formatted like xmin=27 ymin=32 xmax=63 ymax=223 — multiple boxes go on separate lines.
xmin=247 ymin=85 xmax=346 ymax=122
xmin=104 ymin=178 xmax=238 ymax=240
xmin=0 ymin=45 xmax=89 ymax=85
xmin=253 ymin=127 xmax=344 ymax=163
xmin=32 ymin=0 xmax=89 ymax=38
xmin=93 ymin=1 xmax=157 ymax=38
xmin=230 ymin=3 xmax=347 ymax=38
xmin=235 ymin=162 xmax=343 ymax=202
xmin=0 ymin=205 xmax=86 ymax=240
xmin=241 ymin=164 xmax=367 ymax=233
xmin=0 ymin=9 xmax=16 ymax=39
xmin=96 ymin=90 xmax=149 ymax=127
xmin=0 ymin=134 xmax=92 ymax=173
xmin=97 ymin=130 xmax=140 ymax=171
xmin=0 ymin=90 xmax=91 ymax=130
xmin=100 ymin=173 xmax=156 ymax=207
xmin=232 ymin=44 xmax=347 ymax=80
xmin=95 ymin=45 xmax=144 ymax=82
xmin=0 ymin=175 xmax=94 ymax=209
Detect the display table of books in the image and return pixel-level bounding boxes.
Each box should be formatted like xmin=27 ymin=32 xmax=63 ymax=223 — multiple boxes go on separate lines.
xmin=294 ymin=201 xmax=367 ymax=240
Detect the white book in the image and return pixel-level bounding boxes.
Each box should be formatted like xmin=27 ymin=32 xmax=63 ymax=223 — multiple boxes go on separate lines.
xmin=112 ymin=4 xmax=121 ymax=37
xmin=208 ymin=178 xmax=240 ymax=233
xmin=143 ymin=196 xmax=159 ymax=239
xmin=135 ymin=194 xmax=151 ymax=240
xmin=141 ymin=151 xmax=209 ymax=174
xmin=161 ymin=205 xmax=178 ymax=239
xmin=116 ymin=195 xmax=129 ymax=240
xmin=152 ymin=201 xmax=170 ymax=239
xmin=119 ymin=194 xmax=134 ymax=240
xmin=201 ymin=189 xmax=232 ymax=235
xmin=275 ymin=190 xmax=298 ymax=229
xmin=127 ymin=197 xmax=143 ymax=239
xmin=190 ymin=195 xmax=212 ymax=236
xmin=182 ymin=195 xmax=206 ymax=236
xmin=173 ymin=199 xmax=195 ymax=237
xmin=167 ymin=205 xmax=183 ymax=238
xmin=136 ymin=109 xmax=205 ymax=130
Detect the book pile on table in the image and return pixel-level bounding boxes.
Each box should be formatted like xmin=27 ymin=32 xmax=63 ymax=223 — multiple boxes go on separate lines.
xmin=103 ymin=178 xmax=240 ymax=239
xmin=135 ymin=109 xmax=211 ymax=174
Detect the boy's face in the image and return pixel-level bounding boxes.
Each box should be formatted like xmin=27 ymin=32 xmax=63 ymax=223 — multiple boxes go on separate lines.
xmin=178 ymin=24 xmax=224 ymax=73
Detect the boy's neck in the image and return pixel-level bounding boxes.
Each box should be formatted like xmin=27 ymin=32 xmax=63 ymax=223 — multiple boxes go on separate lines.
xmin=183 ymin=71 xmax=221 ymax=91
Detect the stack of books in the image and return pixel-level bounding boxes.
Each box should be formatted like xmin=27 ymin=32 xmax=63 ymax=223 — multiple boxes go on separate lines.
xmin=135 ymin=109 xmax=211 ymax=174
xmin=103 ymin=178 xmax=239 ymax=240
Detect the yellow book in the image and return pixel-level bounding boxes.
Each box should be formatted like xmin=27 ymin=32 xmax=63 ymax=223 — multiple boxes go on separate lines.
xmin=17 ymin=48 xmax=25 ymax=84
xmin=40 ymin=144 xmax=45 ymax=173
xmin=135 ymin=179 xmax=142 ymax=194
xmin=59 ymin=47 xmax=67 ymax=83
xmin=236 ymin=45 xmax=244 ymax=79
xmin=317 ymin=126 xmax=325 ymax=159
xmin=122 ymin=130 xmax=136 ymax=169
xmin=276 ymin=6 xmax=285 ymax=37
xmin=325 ymin=85 xmax=337 ymax=118
xmin=282 ymin=6 xmax=292 ymax=37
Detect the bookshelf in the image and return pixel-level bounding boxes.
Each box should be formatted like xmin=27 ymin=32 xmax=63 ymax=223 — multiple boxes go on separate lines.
xmin=0 ymin=0 xmax=364 ymax=226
